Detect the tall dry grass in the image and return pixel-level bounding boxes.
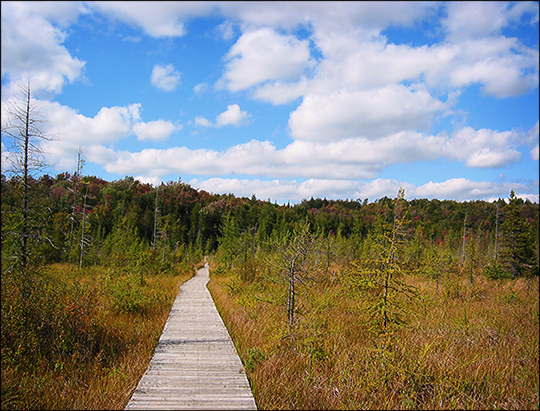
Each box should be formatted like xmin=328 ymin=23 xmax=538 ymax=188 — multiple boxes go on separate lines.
xmin=208 ymin=263 xmax=539 ymax=410
xmin=1 ymin=262 xmax=193 ymax=410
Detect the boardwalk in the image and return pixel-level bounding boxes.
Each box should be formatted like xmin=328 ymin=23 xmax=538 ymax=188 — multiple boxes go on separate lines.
xmin=125 ymin=264 xmax=257 ymax=410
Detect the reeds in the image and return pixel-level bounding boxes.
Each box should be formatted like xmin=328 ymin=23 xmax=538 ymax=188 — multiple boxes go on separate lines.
xmin=1 ymin=263 xmax=192 ymax=410
xmin=208 ymin=264 xmax=539 ymax=410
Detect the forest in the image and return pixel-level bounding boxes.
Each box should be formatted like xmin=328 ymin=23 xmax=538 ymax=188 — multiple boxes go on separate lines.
xmin=2 ymin=171 xmax=539 ymax=271
xmin=1 ymin=167 xmax=539 ymax=409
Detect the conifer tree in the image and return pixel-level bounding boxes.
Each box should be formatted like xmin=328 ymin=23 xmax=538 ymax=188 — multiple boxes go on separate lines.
xmin=499 ymin=191 xmax=538 ymax=278
xmin=348 ymin=188 xmax=417 ymax=336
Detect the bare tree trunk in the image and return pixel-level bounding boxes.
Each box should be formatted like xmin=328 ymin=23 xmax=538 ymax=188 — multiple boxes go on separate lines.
xmin=461 ymin=211 xmax=468 ymax=263
xmin=495 ymin=203 xmax=499 ymax=260
xmin=21 ymin=83 xmax=30 ymax=273
xmin=153 ymin=186 xmax=159 ymax=249
xmin=1 ymin=80 xmax=53 ymax=288
xmin=79 ymin=192 xmax=87 ymax=270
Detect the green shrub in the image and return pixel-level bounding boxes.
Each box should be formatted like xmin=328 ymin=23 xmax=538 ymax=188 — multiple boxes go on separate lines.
xmin=484 ymin=261 xmax=512 ymax=280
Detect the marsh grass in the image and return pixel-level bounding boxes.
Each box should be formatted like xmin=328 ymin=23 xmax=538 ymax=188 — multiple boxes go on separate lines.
xmin=208 ymin=263 xmax=539 ymax=410
xmin=1 ymin=262 xmax=192 ymax=410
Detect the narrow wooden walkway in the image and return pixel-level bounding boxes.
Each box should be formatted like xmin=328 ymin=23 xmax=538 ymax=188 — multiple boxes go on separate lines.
xmin=125 ymin=264 xmax=257 ymax=410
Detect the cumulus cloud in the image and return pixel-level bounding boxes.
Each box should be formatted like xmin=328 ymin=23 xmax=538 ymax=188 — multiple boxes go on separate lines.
xmin=151 ymin=64 xmax=181 ymax=91
xmin=216 ymin=20 xmax=235 ymax=40
xmin=530 ymin=145 xmax=539 ymax=161
xmin=444 ymin=127 xmax=522 ymax=168
xmin=530 ymin=121 xmax=540 ymax=161
xmin=84 ymin=121 xmax=534 ymax=184
xmin=447 ymin=38 xmax=539 ymax=98
xmin=193 ymin=82 xmax=208 ymax=94
xmin=193 ymin=116 xmax=213 ymax=128
xmin=218 ymin=28 xmax=313 ymax=92
xmin=192 ymin=104 xmax=251 ymax=128
xmin=215 ymin=104 xmax=251 ymax=127
xmin=89 ymin=2 xmax=217 ymax=38
xmin=442 ymin=1 xmax=539 ymax=42
xmin=188 ymin=177 xmax=409 ymax=204
xmin=2 ymin=2 xmax=537 ymax=204
xmin=135 ymin=175 xmax=162 ymax=187
xmin=133 ymin=119 xmax=179 ymax=141
xmin=34 ymin=101 xmax=140 ymax=171
xmin=413 ymin=178 xmax=538 ymax=202
xmin=94 ymin=131 xmax=443 ymax=181
xmin=37 ymin=100 xmax=140 ymax=146
xmin=187 ymin=176 xmax=537 ymax=204
xmin=1 ymin=1 xmax=86 ymax=95
xmin=289 ymin=85 xmax=447 ymax=141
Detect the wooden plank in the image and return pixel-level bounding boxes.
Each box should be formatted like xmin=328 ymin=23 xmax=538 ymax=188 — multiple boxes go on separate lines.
xmin=125 ymin=264 xmax=257 ymax=410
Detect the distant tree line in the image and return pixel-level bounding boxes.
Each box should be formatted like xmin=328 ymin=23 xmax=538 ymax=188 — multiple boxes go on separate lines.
xmin=2 ymin=170 xmax=538 ymax=280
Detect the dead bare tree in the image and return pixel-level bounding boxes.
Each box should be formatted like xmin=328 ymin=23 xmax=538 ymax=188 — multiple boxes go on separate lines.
xmin=1 ymin=81 xmax=54 ymax=275
xmin=272 ymin=220 xmax=318 ymax=339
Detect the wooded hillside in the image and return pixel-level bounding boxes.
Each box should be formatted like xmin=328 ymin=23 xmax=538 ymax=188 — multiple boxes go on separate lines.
xmin=2 ymin=172 xmax=538 ymax=276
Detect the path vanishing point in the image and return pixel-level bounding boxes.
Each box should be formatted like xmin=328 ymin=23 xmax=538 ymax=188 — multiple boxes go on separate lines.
xmin=125 ymin=264 xmax=258 ymax=410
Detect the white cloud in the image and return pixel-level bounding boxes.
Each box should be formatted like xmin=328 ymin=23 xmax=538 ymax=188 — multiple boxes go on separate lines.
xmin=135 ymin=175 xmax=162 ymax=187
xmin=413 ymin=178 xmax=538 ymax=202
xmin=528 ymin=120 xmax=540 ymax=161
xmin=442 ymin=2 xmax=511 ymax=42
xmin=193 ymin=82 xmax=208 ymax=94
xmin=133 ymin=120 xmax=179 ymax=141
xmin=187 ymin=176 xmax=537 ymax=204
xmin=215 ymin=104 xmax=251 ymax=127
xmin=218 ymin=28 xmax=313 ymax=92
xmin=193 ymin=116 xmax=213 ymax=128
xmin=216 ymin=20 xmax=235 ymax=40
xmin=8 ymin=100 xmax=142 ymax=171
xmin=465 ymin=149 xmax=521 ymax=168
xmin=442 ymin=1 xmax=539 ymax=42
xmin=444 ymin=127 xmax=522 ymax=168
xmin=289 ymin=85 xmax=447 ymax=141
xmin=191 ymin=105 xmax=251 ymax=128
xmin=1 ymin=1 xmax=86 ymax=95
xmin=447 ymin=38 xmax=539 ymax=98
xmin=218 ymin=2 xmax=436 ymax=35
xmin=2 ymin=2 xmax=537 ymax=204
xmin=87 ymin=122 xmax=533 ymax=183
xmin=151 ymin=64 xmax=181 ymax=91
xmin=89 ymin=2 xmax=217 ymax=38
xmin=531 ymin=145 xmax=539 ymax=161
xmin=188 ymin=177 xmax=393 ymax=204
xmin=1 ymin=141 xmax=15 ymax=173
xmin=97 ymin=132 xmax=446 ymax=181
xmin=85 ymin=145 xmax=119 ymax=168
xmin=39 ymin=101 xmax=140 ymax=145
xmin=189 ymin=178 xmax=299 ymax=202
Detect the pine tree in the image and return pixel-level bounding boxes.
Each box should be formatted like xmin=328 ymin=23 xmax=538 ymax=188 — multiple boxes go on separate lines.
xmin=499 ymin=191 xmax=538 ymax=278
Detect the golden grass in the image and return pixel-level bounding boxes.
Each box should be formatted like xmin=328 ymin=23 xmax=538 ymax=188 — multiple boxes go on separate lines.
xmin=208 ymin=263 xmax=539 ymax=410
xmin=1 ymin=262 xmax=193 ymax=410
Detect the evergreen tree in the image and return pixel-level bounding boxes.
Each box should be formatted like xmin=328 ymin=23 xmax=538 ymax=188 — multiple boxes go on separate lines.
xmin=499 ymin=191 xmax=538 ymax=278
xmin=348 ymin=188 xmax=417 ymax=336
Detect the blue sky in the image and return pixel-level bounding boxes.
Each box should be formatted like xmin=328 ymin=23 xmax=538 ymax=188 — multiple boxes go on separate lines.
xmin=1 ymin=1 xmax=539 ymax=204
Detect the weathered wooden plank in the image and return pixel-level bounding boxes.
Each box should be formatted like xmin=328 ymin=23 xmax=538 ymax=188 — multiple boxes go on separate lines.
xmin=125 ymin=264 xmax=257 ymax=410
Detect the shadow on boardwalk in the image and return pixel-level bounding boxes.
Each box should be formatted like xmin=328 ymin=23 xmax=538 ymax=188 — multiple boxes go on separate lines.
xmin=125 ymin=264 xmax=257 ymax=410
